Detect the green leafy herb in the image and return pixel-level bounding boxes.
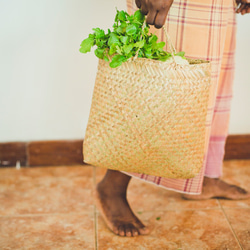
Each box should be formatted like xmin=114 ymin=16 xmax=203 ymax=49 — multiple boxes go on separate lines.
xmin=79 ymin=9 xmax=185 ymax=68
xmin=79 ymin=37 xmax=94 ymax=53
xmin=156 ymin=217 xmax=161 ymax=221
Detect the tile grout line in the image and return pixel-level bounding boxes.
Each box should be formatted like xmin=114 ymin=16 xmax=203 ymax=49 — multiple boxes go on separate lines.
xmin=0 ymin=211 xmax=96 ymax=218
xmin=133 ymin=207 xmax=223 ymax=213
xmin=218 ymin=200 xmax=243 ymax=250
xmin=93 ymin=166 xmax=98 ymax=250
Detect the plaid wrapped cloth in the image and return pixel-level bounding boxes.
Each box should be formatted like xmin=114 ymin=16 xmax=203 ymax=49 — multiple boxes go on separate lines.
xmin=125 ymin=0 xmax=236 ymax=194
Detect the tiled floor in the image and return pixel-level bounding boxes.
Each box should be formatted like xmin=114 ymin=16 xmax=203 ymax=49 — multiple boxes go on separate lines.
xmin=0 ymin=160 xmax=249 ymax=250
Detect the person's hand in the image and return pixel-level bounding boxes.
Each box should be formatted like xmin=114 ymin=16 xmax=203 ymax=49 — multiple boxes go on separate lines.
xmin=235 ymin=0 xmax=250 ymax=15
xmin=135 ymin=0 xmax=174 ymax=28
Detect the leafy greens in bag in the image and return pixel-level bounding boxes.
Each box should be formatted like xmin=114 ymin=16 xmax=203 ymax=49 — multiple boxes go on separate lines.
xmin=79 ymin=10 xmax=187 ymax=68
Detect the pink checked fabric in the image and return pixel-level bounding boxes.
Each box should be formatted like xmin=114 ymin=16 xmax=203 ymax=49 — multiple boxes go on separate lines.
xmin=125 ymin=0 xmax=236 ymax=194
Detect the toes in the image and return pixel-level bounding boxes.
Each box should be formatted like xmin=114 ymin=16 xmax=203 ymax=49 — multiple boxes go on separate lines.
xmin=125 ymin=227 xmax=132 ymax=237
xmin=114 ymin=223 xmax=141 ymax=237
xmin=134 ymin=219 xmax=150 ymax=235
xmin=112 ymin=226 xmax=119 ymax=235
xmin=134 ymin=222 xmax=150 ymax=235
xmin=135 ymin=219 xmax=150 ymax=235
xmin=127 ymin=224 xmax=140 ymax=237
xmin=121 ymin=224 xmax=140 ymax=237
xmin=138 ymin=226 xmax=150 ymax=235
xmin=229 ymin=185 xmax=250 ymax=199
xmin=131 ymin=227 xmax=139 ymax=237
xmin=232 ymin=185 xmax=248 ymax=194
xmin=118 ymin=225 xmax=125 ymax=236
xmin=126 ymin=231 xmax=132 ymax=237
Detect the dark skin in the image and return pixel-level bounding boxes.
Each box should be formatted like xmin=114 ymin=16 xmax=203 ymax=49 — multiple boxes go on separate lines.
xmin=95 ymin=0 xmax=250 ymax=237
xmin=135 ymin=0 xmax=250 ymax=30
xmin=135 ymin=0 xmax=174 ymax=28
xmin=236 ymin=0 xmax=250 ymax=15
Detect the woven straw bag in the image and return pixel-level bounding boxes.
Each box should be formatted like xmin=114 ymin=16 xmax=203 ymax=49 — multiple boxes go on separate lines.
xmin=83 ymin=31 xmax=212 ymax=179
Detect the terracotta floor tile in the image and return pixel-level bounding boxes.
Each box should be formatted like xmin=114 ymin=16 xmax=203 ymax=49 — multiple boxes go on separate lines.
xmin=0 ymin=160 xmax=248 ymax=249
xmin=0 ymin=166 xmax=94 ymax=216
xmin=97 ymin=209 xmax=241 ymax=250
xmin=223 ymin=208 xmax=250 ymax=249
xmin=220 ymin=160 xmax=250 ymax=209
xmin=0 ymin=213 xmax=95 ymax=250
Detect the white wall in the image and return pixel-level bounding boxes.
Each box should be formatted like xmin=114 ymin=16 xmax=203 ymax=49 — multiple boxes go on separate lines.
xmin=0 ymin=0 xmax=249 ymax=142
xmin=230 ymin=15 xmax=250 ymax=134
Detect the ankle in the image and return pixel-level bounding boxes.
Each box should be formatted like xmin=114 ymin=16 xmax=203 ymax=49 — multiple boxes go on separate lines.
xmin=96 ymin=181 xmax=127 ymax=197
xmin=96 ymin=170 xmax=131 ymax=197
xmin=203 ymin=177 xmax=220 ymax=185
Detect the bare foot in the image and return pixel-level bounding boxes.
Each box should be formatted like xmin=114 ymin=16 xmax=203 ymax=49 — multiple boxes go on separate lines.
xmin=95 ymin=170 xmax=150 ymax=237
xmin=182 ymin=177 xmax=250 ymax=200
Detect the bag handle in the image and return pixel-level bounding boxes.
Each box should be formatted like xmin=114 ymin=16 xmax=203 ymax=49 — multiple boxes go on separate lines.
xmin=134 ymin=22 xmax=177 ymax=66
xmin=162 ymin=26 xmax=177 ymax=66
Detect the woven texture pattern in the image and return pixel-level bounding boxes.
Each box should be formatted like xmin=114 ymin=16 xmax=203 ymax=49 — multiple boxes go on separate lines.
xmin=84 ymin=58 xmax=211 ymax=178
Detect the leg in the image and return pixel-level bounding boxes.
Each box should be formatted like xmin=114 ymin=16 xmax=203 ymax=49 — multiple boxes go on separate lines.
xmin=95 ymin=169 xmax=149 ymax=236
xmin=183 ymin=9 xmax=250 ymax=200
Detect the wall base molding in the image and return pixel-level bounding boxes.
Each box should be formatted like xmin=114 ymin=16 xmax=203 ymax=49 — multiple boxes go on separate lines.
xmin=0 ymin=135 xmax=250 ymax=167
xmin=0 ymin=140 xmax=84 ymax=167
